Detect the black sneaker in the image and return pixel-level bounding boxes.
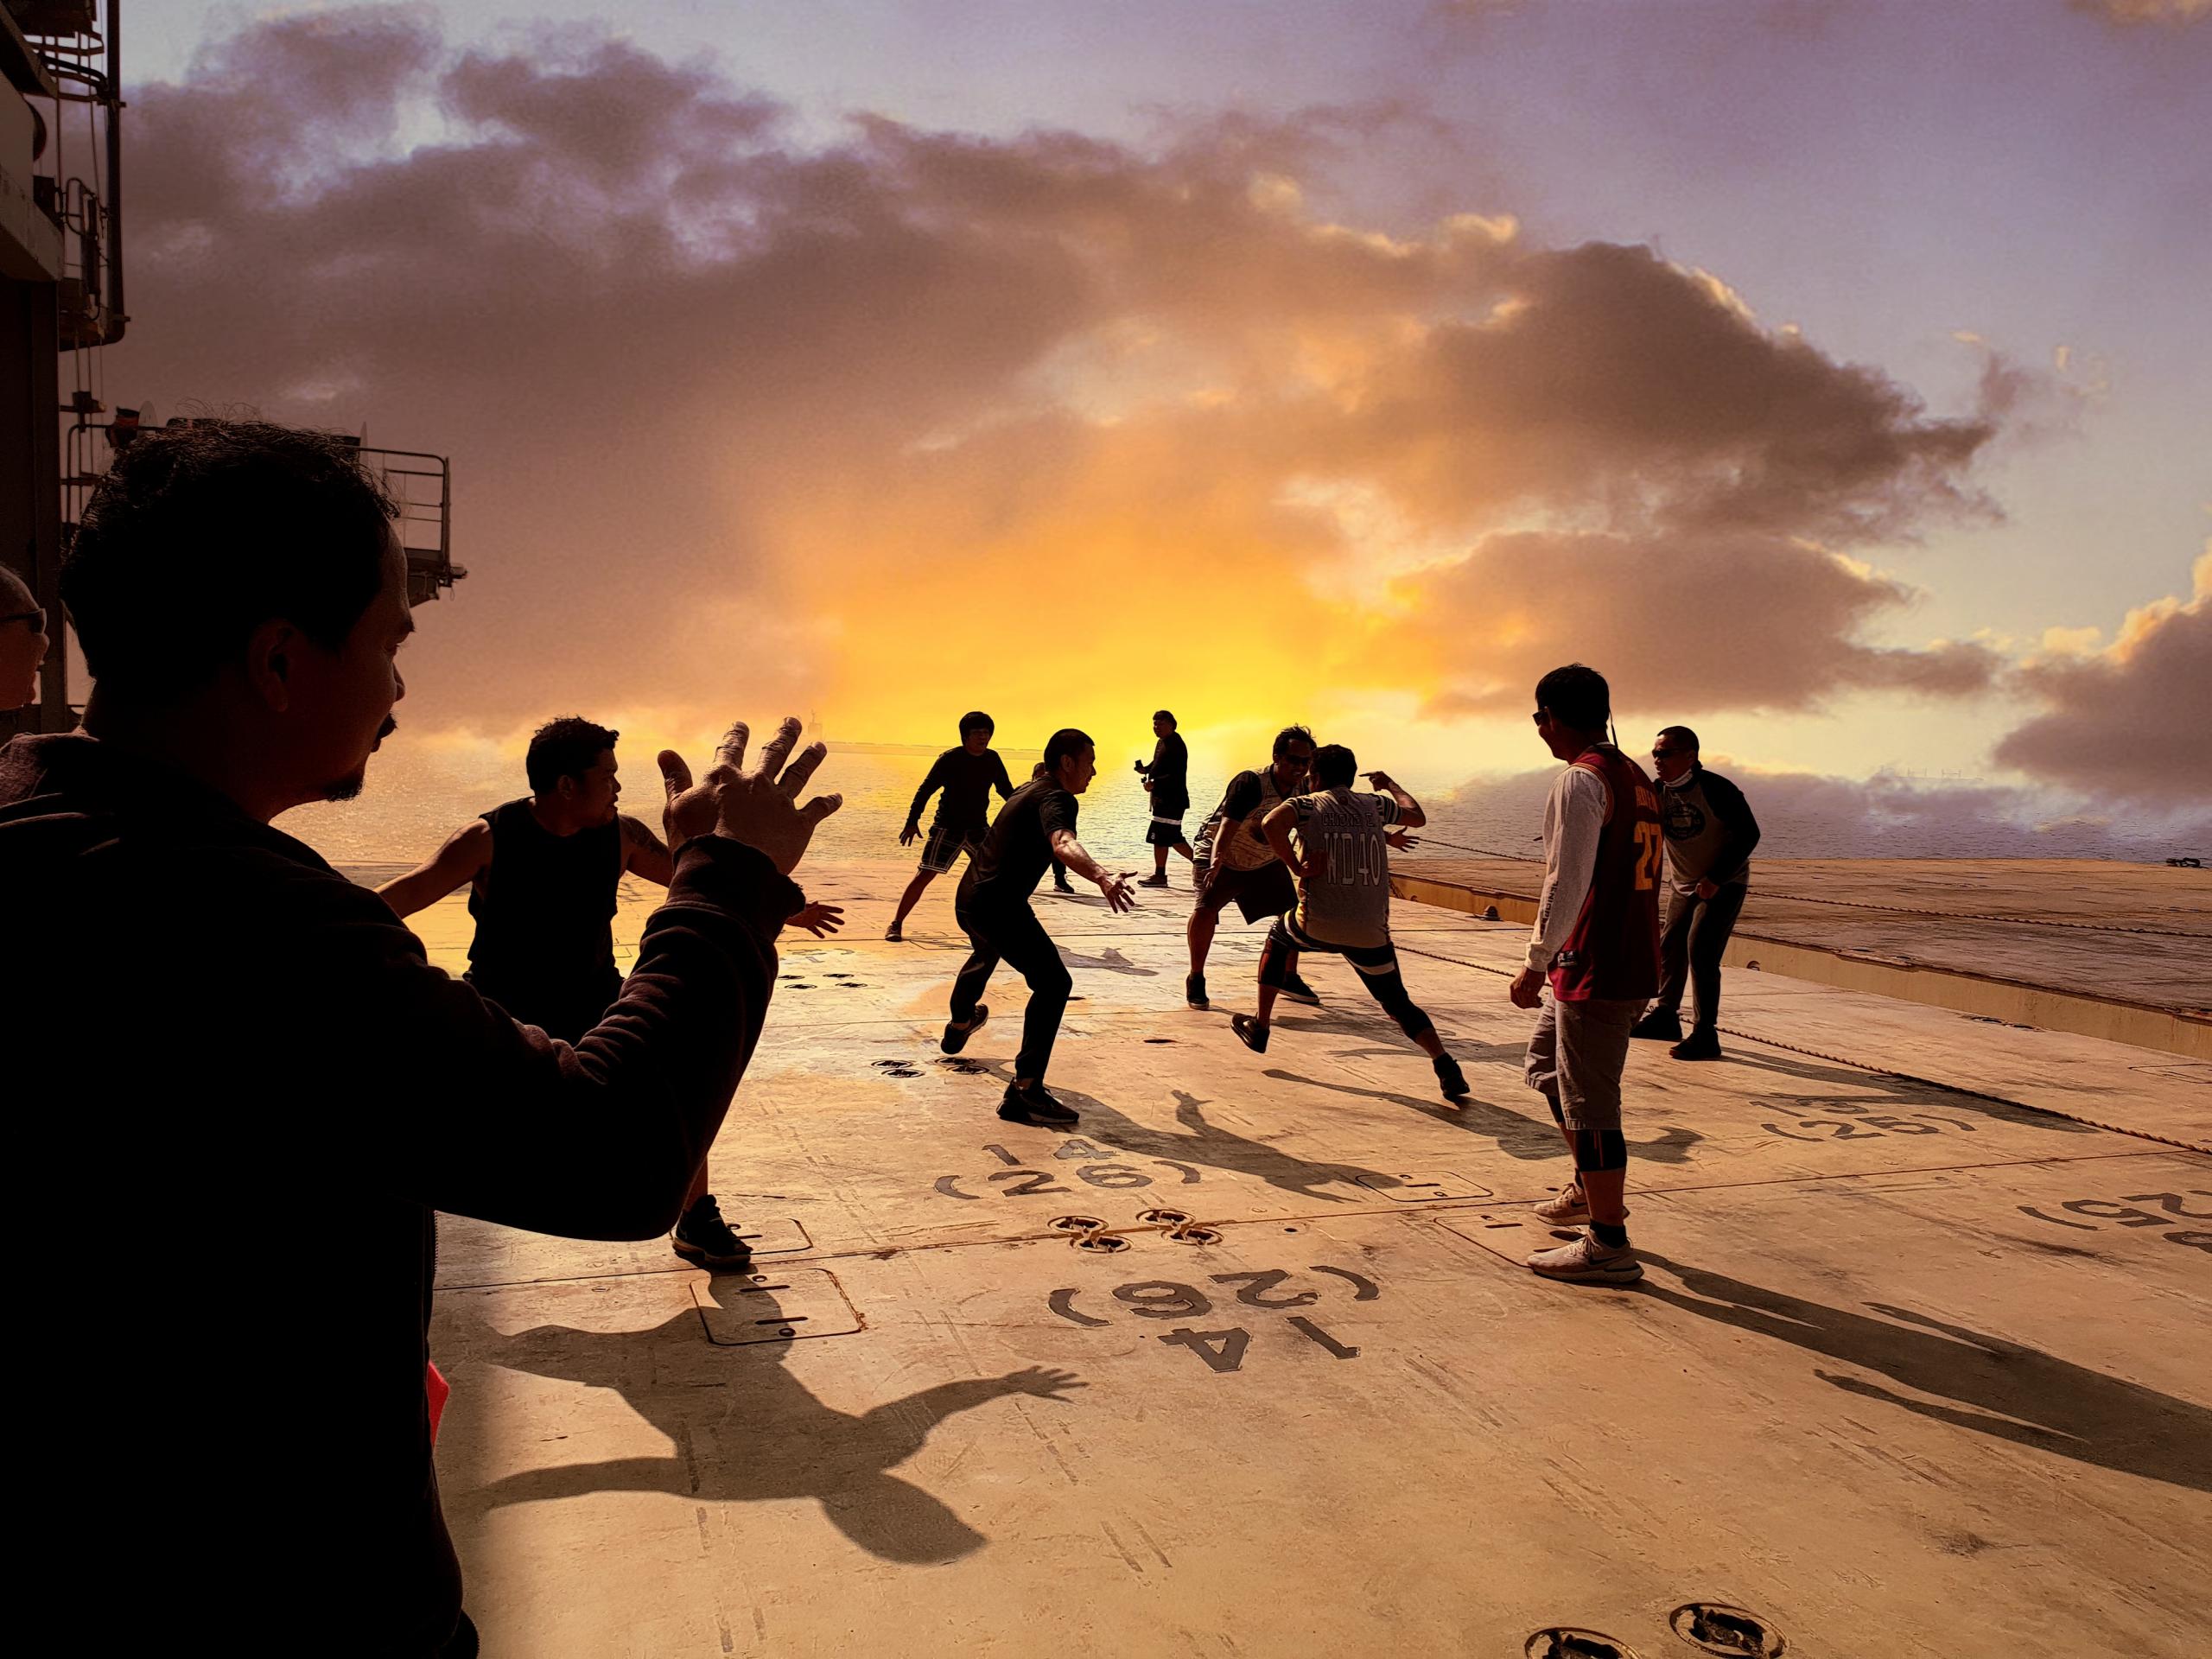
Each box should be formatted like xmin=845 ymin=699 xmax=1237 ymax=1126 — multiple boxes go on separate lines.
xmin=941 ymin=1004 xmax=989 ymax=1054
xmin=1671 ymin=1026 xmax=1722 ymax=1061
xmin=671 ymin=1195 xmax=753 ymax=1268
xmin=998 ymin=1080 xmax=1078 ymax=1125
xmin=1630 ymin=1007 xmax=1682 ymax=1042
xmin=1230 ymin=1013 xmax=1270 ymax=1053
xmin=1279 ymin=972 xmax=1321 ymax=1007
xmin=1140 ymin=872 xmax=1170 ymax=887
xmin=1051 ymin=873 xmax=1076 ymax=893
xmin=1185 ymin=973 xmax=1210 ymax=1009
xmin=1433 ymin=1053 xmax=1469 ymax=1099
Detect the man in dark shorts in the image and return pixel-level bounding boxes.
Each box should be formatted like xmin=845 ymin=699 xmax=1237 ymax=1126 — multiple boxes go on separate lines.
xmin=379 ymin=719 xmax=842 ymax=1269
xmin=1631 ymin=724 xmax=1761 ymax=1060
xmin=1229 ymin=746 xmax=1469 ymax=1100
xmin=1 ymin=419 xmax=843 ymax=1654
xmin=888 ymin=710 xmax=1014 ymax=941
xmin=1135 ymin=708 xmax=1194 ymax=886
xmin=1185 ymin=725 xmax=1322 ymax=1011
xmin=1509 ymin=663 xmax=1662 ymax=1286
xmin=942 ymin=728 xmax=1137 ymax=1125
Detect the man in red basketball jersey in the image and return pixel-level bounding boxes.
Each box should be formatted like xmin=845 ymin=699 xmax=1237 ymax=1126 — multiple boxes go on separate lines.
xmin=1509 ymin=664 xmax=1663 ymax=1285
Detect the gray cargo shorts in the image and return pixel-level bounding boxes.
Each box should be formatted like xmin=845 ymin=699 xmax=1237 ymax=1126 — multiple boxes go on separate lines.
xmin=1523 ymin=995 xmax=1641 ymax=1131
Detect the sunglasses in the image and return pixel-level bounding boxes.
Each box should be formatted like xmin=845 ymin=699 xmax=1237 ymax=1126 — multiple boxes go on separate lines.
xmin=1651 ymin=747 xmax=1678 ymax=758
xmin=3 ymin=607 xmax=47 ymax=633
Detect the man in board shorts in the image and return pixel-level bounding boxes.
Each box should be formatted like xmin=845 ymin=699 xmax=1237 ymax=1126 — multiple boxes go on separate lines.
xmin=1185 ymin=724 xmax=1322 ymax=1012
xmin=1228 ymin=745 xmax=1469 ymax=1101
xmin=1509 ymin=663 xmax=1662 ymax=1286
xmin=887 ymin=710 xmax=1015 ymax=941
xmin=1135 ymin=708 xmax=1195 ymax=885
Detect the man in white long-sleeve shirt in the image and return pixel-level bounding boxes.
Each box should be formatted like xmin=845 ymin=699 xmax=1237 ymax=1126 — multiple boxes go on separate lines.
xmin=1507 ymin=664 xmax=1663 ymax=1285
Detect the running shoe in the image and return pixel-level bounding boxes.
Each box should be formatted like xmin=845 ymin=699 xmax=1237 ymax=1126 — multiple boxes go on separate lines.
xmin=998 ymin=1080 xmax=1078 ymax=1126
xmin=1279 ymin=973 xmax=1322 ymax=1006
xmin=1433 ymin=1053 xmax=1469 ymax=1099
xmin=1532 ymin=1184 xmax=1591 ymax=1225
xmin=1051 ymin=873 xmax=1076 ymax=893
xmin=1230 ymin=1014 xmax=1270 ymax=1053
xmin=1670 ymin=1026 xmax=1722 ymax=1061
xmin=1140 ymin=873 xmax=1170 ymax=888
xmin=1185 ymin=973 xmax=1210 ymax=1009
xmin=1527 ymin=1232 xmax=1642 ymax=1284
xmin=1630 ymin=1007 xmax=1682 ymax=1042
xmin=671 ymin=1195 xmax=753 ymax=1268
xmin=940 ymin=1004 xmax=989 ymax=1054
xmin=884 ymin=925 xmax=903 ymax=943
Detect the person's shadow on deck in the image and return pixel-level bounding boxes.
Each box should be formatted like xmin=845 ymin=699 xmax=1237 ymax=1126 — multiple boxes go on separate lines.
xmin=1263 ymin=1066 xmax=1706 ymax=1166
xmin=1633 ymin=1251 xmax=2212 ymax=1494
xmin=452 ymin=1287 xmax=1084 ymax=1563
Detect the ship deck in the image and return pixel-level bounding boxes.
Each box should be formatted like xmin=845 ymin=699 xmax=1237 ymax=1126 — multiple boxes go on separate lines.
xmin=415 ymin=859 xmax=2211 ymax=1658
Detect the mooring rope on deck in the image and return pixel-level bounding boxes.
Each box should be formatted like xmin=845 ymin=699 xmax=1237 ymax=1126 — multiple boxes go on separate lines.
xmin=1393 ymin=939 xmax=2212 ymax=1156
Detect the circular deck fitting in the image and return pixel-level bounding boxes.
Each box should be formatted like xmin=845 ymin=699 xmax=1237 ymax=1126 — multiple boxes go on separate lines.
xmin=1135 ymin=1208 xmax=1191 ymax=1225
xmin=1046 ymin=1216 xmax=1105 ymax=1235
xmin=1669 ymin=1604 xmax=1785 ymax=1656
xmin=1524 ymin=1630 xmax=1641 ymax=1659
xmin=1071 ymin=1232 xmax=1131 ymax=1253
xmin=1167 ymin=1225 xmax=1222 ymax=1245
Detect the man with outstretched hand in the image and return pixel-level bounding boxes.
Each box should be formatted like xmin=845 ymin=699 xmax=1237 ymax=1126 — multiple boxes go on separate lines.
xmin=942 ymin=727 xmax=1137 ymax=1125
xmin=0 ymin=421 xmax=842 ymax=1656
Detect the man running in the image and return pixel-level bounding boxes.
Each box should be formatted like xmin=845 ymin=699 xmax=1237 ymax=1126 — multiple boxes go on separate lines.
xmin=1631 ymin=725 xmax=1761 ymax=1060
xmin=1185 ymin=725 xmax=1323 ymax=1011
xmin=942 ymin=728 xmax=1136 ymax=1125
xmin=378 ymin=716 xmax=842 ymax=1270
xmin=1229 ymin=746 xmax=1468 ymax=1100
xmin=1509 ymin=664 xmax=1662 ymax=1287
xmin=1135 ymin=709 xmax=1194 ymax=886
xmin=888 ymin=710 xmax=1015 ymax=941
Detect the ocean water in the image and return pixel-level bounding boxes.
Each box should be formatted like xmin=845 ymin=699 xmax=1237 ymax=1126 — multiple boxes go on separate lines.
xmin=289 ymin=744 xmax=2206 ymax=882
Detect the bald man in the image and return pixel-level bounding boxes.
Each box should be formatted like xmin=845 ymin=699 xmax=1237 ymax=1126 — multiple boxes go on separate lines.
xmin=2 ymin=567 xmax=50 ymax=714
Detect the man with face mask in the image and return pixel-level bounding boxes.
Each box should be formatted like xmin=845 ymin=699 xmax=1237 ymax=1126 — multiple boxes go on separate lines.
xmin=1631 ymin=725 xmax=1760 ymax=1060
xmin=378 ymin=718 xmax=840 ymax=1266
xmin=0 ymin=422 xmax=843 ymax=1656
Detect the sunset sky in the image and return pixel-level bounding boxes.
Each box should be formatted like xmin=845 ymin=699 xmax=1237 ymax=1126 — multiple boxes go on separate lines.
xmin=109 ymin=1 xmax=2209 ymax=835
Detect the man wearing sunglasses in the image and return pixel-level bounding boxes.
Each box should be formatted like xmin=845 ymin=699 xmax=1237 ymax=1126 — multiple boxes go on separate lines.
xmin=1508 ymin=664 xmax=1662 ymax=1286
xmin=1 ymin=565 xmax=48 ymax=713
xmin=1632 ymin=726 xmax=1760 ymax=1060
xmin=1185 ymin=724 xmax=1325 ymax=1011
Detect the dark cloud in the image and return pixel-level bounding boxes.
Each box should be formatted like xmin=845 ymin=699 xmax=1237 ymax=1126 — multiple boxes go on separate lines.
xmin=1993 ymin=553 xmax=2212 ymax=804
xmin=109 ymin=7 xmax=2015 ymax=738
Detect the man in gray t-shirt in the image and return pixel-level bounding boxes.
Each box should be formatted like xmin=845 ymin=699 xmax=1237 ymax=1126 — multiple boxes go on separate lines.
xmin=1224 ymin=745 xmax=1469 ymax=1102
xmin=1632 ymin=725 xmax=1761 ymax=1059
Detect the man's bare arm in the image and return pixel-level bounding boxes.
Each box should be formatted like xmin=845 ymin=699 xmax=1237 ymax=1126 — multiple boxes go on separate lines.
xmin=1262 ymin=800 xmax=1315 ymax=880
xmin=374 ymin=820 xmax=493 ymax=918
xmin=1048 ymin=826 xmax=1137 ymax=912
xmin=1364 ymin=770 xmax=1427 ymax=830
xmin=620 ymin=813 xmax=676 ymax=887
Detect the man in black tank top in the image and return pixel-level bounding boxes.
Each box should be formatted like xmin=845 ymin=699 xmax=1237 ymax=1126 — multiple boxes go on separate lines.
xmin=380 ymin=717 xmax=842 ymax=1268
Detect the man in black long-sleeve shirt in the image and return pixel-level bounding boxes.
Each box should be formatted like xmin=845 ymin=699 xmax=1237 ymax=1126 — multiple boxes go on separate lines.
xmin=887 ymin=709 xmax=1014 ymax=941
xmin=0 ymin=423 xmax=842 ymax=1654
xmin=1630 ymin=725 xmax=1761 ymax=1059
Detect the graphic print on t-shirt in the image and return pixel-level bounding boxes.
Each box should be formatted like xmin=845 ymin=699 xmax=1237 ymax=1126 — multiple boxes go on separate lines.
xmin=1288 ymin=789 xmax=1402 ymax=949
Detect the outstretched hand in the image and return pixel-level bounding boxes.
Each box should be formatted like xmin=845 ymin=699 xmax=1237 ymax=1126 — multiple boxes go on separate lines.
xmin=659 ymin=716 xmax=842 ymax=876
xmin=1004 ymin=1366 xmax=1087 ymax=1402
xmin=785 ymin=901 xmax=845 ymax=938
xmin=899 ymin=823 xmax=919 ymax=847
xmin=1100 ymin=872 xmax=1140 ymax=913
xmin=1385 ymin=830 xmax=1421 ymax=852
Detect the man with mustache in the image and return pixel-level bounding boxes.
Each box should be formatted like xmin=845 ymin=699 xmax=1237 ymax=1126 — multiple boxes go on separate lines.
xmin=0 ymin=421 xmax=842 ymax=1656
xmin=378 ymin=717 xmax=839 ymax=1268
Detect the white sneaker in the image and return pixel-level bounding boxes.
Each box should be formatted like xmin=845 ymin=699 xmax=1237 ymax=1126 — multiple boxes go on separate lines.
xmin=1527 ymin=1233 xmax=1643 ymax=1285
xmin=1533 ymin=1185 xmax=1591 ymax=1225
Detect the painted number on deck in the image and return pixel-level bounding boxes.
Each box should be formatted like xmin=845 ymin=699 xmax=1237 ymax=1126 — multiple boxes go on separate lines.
xmin=1760 ymin=1099 xmax=1981 ymax=1141
xmin=933 ymin=1139 xmax=1203 ymax=1200
xmin=2018 ymin=1190 xmax=2211 ymax=1253
xmin=1046 ymin=1264 xmax=1380 ymax=1373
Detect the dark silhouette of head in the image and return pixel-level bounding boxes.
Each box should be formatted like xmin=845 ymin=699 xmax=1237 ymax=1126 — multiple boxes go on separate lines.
xmin=1312 ymin=744 xmax=1358 ymax=789
xmin=527 ymin=715 xmax=622 ymax=824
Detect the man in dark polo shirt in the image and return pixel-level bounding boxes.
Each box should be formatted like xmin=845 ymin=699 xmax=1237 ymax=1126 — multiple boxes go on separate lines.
xmin=1185 ymin=725 xmax=1324 ymax=1011
xmin=887 ymin=709 xmax=1015 ymax=941
xmin=1630 ymin=725 xmax=1761 ymax=1060
xmin=940 ymin=727 xmax=1136 ymax=1124
xmin=0 ymin=422 xmax=842 ymax=1655
xmin=1135 ymin=708 xmax=1194 ymax=886
xmin=378 ymin=718 xmax=842 ymax=1268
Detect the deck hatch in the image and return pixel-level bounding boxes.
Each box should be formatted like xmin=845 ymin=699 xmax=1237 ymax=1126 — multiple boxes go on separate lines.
xmin=690 ymin=1267 xmax=861 ymax=1344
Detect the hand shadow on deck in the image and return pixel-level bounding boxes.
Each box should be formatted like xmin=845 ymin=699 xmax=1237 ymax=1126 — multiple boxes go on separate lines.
xmin=1717 ymin=1047 xmax=2101 ymax=1137
xmin=1262 ymin=1067 xmax=1705 ymax=1166
xmin=449 ymin=1289 xmax=1084 ymax=1563
xmin=973 ymin=1060 xmax=1403 ymax=1202
xmin=1056 ymin=944 xmax=1158 ymax=976
xmin=1633 ymin=1251 xmax=2212 ymax=1494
